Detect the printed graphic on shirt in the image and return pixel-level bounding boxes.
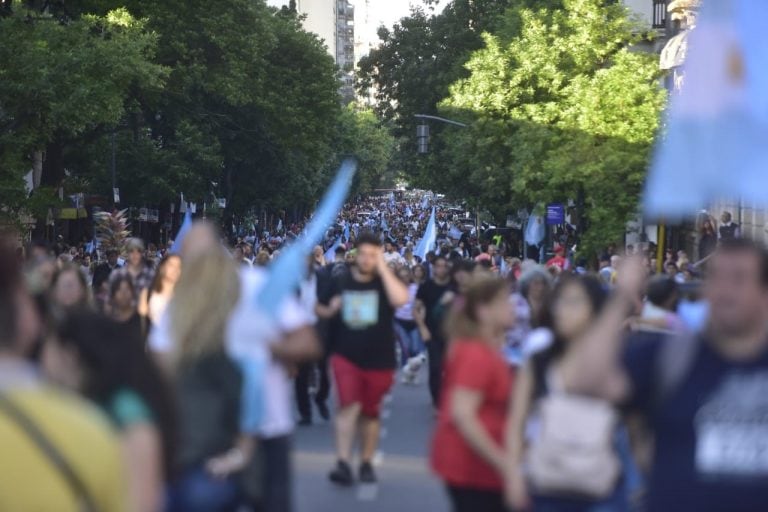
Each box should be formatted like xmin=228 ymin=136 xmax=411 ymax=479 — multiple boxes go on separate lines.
xmin=342 ymin=290 xmax=379 ymax=329
xmin=695 ymin=372 xmax=768 ymax=478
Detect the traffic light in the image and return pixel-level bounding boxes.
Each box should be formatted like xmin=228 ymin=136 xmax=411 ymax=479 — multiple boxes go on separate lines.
xmin=416 ymin=123 xmax=429 ymax=154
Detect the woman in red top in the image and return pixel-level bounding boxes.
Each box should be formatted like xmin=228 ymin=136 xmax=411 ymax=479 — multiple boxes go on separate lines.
xmin=430 ymin=275 xmax=515 ymax=512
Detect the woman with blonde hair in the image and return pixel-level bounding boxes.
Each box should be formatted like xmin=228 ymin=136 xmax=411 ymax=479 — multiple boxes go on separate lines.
xmin=163 ymin=244 xmax=256 ymax=512
xmin=430 ymin=275 xmax=515 ymax=512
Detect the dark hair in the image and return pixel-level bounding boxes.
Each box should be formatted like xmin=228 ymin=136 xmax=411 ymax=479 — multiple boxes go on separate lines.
xmin=109 ymin=274 xmax=135 ymax=300
xmin=56 ymin=311 xmax=177 ymax=479
xmin=433 ymin=255 xmax=448 ymax=265
xmin=538 ymin=275 xmax=607 ymax=362
xmin=150 ymin=254 xmax=181 ymax=294
xmin=717 ymin=237 xmax=768 ymax=286
xmin=356 ymin=231 xmax=381 ymax=248
xmin=451 ymin=259 xmax=475 ymax=278
xmin=646 ymin=276 xmax=678 ymax=308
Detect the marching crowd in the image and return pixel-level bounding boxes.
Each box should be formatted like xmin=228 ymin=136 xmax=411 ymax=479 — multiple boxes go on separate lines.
xmin=1 ymin=193 xmax=767 ymax=512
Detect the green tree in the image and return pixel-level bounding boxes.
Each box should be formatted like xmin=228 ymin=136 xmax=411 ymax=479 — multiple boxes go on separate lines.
xmin=0 ymin=6 xmax=166 ymax=226
xmin=356 ymin=0 xmax=511 ymax=183
xmin=440 ymin=0 xmax=666 ymax=254
xmin=333 ymin=106 xmax=397 ymax=195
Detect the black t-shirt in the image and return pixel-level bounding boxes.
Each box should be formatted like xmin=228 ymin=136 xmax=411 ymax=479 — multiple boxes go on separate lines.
xmin=416 ymin=280 xmax=452 ymax=345
xmin=328 ymin=273 xmax=395 ymax=369
xmin=624 ymin=334 xmax=768 ymax=512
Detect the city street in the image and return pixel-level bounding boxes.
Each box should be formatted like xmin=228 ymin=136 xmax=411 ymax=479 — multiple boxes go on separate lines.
xmin=294 ymin=370 xmax=450 ymax=512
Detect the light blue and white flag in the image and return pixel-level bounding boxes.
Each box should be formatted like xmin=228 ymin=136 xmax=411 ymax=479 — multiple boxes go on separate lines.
xmin=525 ymin=213 xmax=545 ymax=246
xmin=85 ymin=237 xmax=99 ymax=255
xmin=170 ymin=210 xmax=193 ymax=255
xmin=325 ymin=237 xmax=342 ymax=262
xmin=421 ymin=194 xmax=430 ymax=211
xmin=448 ymin=223 xmax=463 ymax=240
xmin=645 ymin=0 xmax=768 ymax=219
xmin=257 ymin=158 xmax=357 ymax=315
xmin=405 ymin=206 xmax=413 ymax=218
xmin=343 ymin=224 xmax=350 ymax=241
xmin=415 ymin=207 xmax=437 ymax=260
xmin=500 ymin=257 xmax=509 ymax=277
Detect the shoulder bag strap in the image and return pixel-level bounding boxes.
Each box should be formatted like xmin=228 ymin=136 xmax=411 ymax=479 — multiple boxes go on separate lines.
xmin=0 ymin=392 xmax=99 ymax=512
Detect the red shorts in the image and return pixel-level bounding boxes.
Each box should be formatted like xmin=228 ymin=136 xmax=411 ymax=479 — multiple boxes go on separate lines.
xmin=330 ymin=355 xmax=394 ymax=418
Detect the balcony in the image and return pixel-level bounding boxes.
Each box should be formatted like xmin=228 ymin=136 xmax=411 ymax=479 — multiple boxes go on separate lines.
xmin=653 ymin=0 xmax=667 ymax=29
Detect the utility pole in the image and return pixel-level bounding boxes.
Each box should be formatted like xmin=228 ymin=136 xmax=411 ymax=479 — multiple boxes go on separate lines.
xmin=111 ymin=132 xmax=118 ymax=205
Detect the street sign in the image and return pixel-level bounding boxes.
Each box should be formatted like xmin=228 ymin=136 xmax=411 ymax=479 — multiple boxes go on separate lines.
xmin=113 ymin=187 xmax=120 ymax=204
xmin=546 ymin=203 xmax=565 ymax=225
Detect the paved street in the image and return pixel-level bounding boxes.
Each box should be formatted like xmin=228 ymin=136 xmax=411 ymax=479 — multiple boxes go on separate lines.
xmin=294 ymin=369 xmax=451 ymax=512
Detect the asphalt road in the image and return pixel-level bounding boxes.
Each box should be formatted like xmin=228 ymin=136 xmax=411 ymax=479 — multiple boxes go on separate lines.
xmin=293 ymin=368 xmax=451 ymax=512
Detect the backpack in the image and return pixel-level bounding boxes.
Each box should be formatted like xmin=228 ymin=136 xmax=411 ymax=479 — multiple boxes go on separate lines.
xmin=526 ymin=369 xmax=620 ymax=499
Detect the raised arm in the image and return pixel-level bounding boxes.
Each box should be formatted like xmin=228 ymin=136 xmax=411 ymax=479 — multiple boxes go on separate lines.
xmin=559 ymin=258 xmax=645 ymax=402
xmin=377 ymin=251 xmax=409 ymax=308
xmin=505 ymin=363 xmax=534 ymax=511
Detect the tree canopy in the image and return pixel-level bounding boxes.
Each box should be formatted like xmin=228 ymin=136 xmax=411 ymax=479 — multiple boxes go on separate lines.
xmin=359 ymin=0 xmax=666 ymax=254
xmin=1 ymin=0 xmax=390 ymax=234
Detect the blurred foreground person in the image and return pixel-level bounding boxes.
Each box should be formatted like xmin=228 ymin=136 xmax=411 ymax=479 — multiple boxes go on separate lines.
xmin=431 ymin=276 xmax=514 ymax=512
xmin=165 ymin=246 xmax=254 ymax=512
xmin=0 ymin=240 xmax=127 ymax=511
xmin=506 ymin=276 xmax=640 ymax=511
xmin=44 ymin=311 xmax=176 ymax=512
xmin=547 ymin=239 xmax=768 ymax=512
xmin=50 ymin=263 xmax=91 ymax=310
xmin=152 ymin=222 xmax=319 ymax=512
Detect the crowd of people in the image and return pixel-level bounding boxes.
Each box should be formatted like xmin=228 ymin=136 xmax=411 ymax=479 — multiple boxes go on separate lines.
xmin=1 ymin=192 xmax=766 ymax=512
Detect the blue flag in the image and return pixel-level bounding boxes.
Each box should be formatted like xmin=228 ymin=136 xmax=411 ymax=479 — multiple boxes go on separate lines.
xmin=645 ymin=0 xmax=768 ymax=219
xmin=257 ymin=158 xmax=357 ymax=315
xmin=414 ymin=207 xmax=437 ymax=260
xmin=170 ymin=210 xmax=193 ymax=254
xmin=525 ymin=213 xmax=545 ymax=246
xmin=343 ymin=224 xmax=350 ymax=241
xmin=325 ymin=237 xmax=341 ymax=262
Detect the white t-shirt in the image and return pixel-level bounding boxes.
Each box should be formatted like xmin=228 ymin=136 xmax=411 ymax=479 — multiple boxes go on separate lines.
xmin=148 ymin=293 xmax=170 ymax=327
xmin=149 ymin=267 xmax=311 ymax=438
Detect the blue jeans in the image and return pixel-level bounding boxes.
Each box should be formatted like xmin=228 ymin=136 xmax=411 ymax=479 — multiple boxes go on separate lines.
xmin=394 ymin=320 xmax=424 ymax=364
xmin=167 ymin=466 xmax=240 ymax=512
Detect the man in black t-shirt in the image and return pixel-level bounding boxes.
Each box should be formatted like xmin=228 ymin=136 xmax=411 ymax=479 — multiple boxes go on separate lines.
xmin=316 ymin=232 xmax=409 ymax=486
xmin=414 ymin=255 xmax=453 ymax=408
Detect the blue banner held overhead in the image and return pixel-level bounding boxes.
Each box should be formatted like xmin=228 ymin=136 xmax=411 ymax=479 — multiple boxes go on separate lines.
xmin=414 ymin=207 xmax=437 ymax=260
xmin=325 ymin=237 xmax=341 ymax=262
xmin=257 ymin=158 xmax=358 ymax=315
xmin=170 ymin=210 xmax=193 ymax=254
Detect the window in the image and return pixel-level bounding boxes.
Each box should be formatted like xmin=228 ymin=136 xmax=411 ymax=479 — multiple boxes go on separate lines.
xmin=653 ymin=0 xmax=667 ymax=29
